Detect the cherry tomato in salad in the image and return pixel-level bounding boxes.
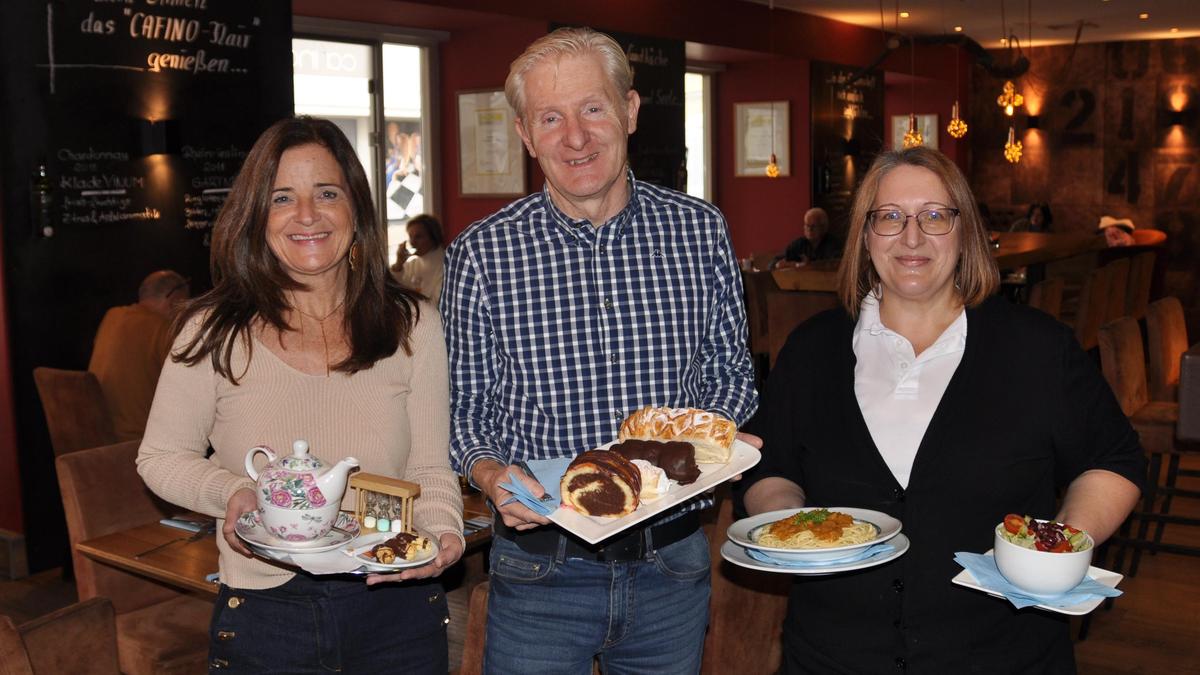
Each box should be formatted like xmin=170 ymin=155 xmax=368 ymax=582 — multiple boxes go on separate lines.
xmin=1003 ymin=513 xmax=1025 ymax=535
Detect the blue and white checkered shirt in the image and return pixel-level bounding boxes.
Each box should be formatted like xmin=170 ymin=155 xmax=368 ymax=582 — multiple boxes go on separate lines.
xmin=441 ymin=175 xmax=758 ymax=515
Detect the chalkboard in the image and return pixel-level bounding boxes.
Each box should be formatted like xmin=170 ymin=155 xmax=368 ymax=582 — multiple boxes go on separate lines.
xmin=0 ymin=0 xmax=293 ymax=571
xmin=551 ymin=24 xmax=686 ymax=190
xmin=810 ymin=60 xmax=885 ymax=239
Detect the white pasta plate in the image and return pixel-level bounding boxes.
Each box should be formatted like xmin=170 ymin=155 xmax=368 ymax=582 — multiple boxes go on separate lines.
xmin=721 ymin=534 xmax=909 ymax=575
xmin=542 ymin=439 xmax=761 ymax=545
xmin=727 ymin=507 xmax=902 ymax=562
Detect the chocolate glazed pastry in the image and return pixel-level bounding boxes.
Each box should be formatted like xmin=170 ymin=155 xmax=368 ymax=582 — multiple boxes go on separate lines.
xmin=560 ymin=450 xmax=642 ymax=517
xmin=612 ymin=440 xmax=701 ymax=485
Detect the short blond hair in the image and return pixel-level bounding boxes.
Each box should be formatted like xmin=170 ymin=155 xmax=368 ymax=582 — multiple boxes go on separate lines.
xmin=505 ymin=27 xmax=633 ymax=119
xmin=835 ymin=147 xmax=999 ymax=317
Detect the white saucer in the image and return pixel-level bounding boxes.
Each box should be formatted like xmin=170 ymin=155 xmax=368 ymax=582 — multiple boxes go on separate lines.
xmin=727 ymin=507 xmax=902 ymax=562
xmin=950 ymin=552 xmax=1123 ymax=616
xmin=343 ymin=530 xmax=440 ymax=572
xmin=720 ymin=534 xmax=909 ymax=575
xmin=235 ymin=510 xmax=359 ymax=554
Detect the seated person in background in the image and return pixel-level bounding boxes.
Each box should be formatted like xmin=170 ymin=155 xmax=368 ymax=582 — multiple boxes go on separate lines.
xmin=397 ymin=214 xmax=446 ymax=306
xmin=771 ymin=207 xmax=841 ymax=268
xmin=88 ymin=270 xmax=189 ymax=441
xmin=1098 ymin=215 xmax=1136 ymax=247
xmin=389 ymin=242 xmax=410 ymax=282
xmin=1009 ymin=202 xmax=1053 ymax=232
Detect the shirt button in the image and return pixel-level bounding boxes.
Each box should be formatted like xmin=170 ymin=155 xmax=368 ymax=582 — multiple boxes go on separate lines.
xmin=892 ymin=578 xmax=904 ymax=593
xmin=599 ymin=244 xmax=606 ymax=254
xmin=614 ymin=411 xmax=623 ymax=420
xmin=895 ymin=657 xmax=907 ymax=670
xmin=892 ymin=619 xmax=902 ymax=629
xmin=603 ymin=297 xmax=613 ymax=309
xmin=892 ymin=487 xmax=905 ymax=501
xmin=610 ymin=353 xmax=618 ymax=364
xmin=899 ymin=362 xmax=909 ymax=369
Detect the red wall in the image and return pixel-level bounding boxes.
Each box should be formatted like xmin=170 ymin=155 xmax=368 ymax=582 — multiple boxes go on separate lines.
xmin=716 ymin=58 xmax=812 ymax=257
xmin=0 ymin=208 xmax=23 ymax=532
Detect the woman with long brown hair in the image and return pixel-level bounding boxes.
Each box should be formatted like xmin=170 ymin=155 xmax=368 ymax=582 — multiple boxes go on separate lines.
xmin=137 ymin=116 xmax=462 ymax=673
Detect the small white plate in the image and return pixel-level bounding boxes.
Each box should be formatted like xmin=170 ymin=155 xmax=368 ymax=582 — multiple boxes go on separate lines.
xmin=727 ymin=507 xmax=902 ymax=561
xmin=951 ymin=552 xmax=1123 ymax=616
xmin=547 ymin=439 xmax=761 ymax=545
xmin=720 ymin=534 xmax=910 ymax=575
xmin=235 ymin=510 xmax=359 ymax=554
xmin=343 ymin=531 xmax=440 ymax=572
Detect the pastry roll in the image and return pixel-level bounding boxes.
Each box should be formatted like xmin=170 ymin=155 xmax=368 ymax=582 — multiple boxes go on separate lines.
xmin=618 ymin=406 xmax=737 ymax=464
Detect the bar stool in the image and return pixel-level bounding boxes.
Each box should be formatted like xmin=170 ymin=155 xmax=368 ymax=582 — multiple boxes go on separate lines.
xmin=1098 ymin=317 xmax=1200 ymax=576
xmin=1125 ymin=251 xmax=1156 ymax=321
xmin=1146 ymin=296 xmax=1188 ymax=403
xmin=1074 ymin=265 xmax=1115 ymax=351
xmin=1103 ymin=258 xmax=1130 ymax=325
xmin=1028 ymin=277 xmax=1064 ymax=321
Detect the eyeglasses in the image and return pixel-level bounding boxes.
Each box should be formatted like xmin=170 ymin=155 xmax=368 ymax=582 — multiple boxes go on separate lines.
xmin=867 ymin=207 xmax=960 ymax=236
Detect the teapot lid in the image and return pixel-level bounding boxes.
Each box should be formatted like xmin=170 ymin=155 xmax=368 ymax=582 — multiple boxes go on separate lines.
xmin=278 ymin=439 xmax=323 ymax=472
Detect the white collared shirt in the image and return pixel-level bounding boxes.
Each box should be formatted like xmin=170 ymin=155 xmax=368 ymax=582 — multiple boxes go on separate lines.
xmin=852 ymin=293 xmax=967 ymax=488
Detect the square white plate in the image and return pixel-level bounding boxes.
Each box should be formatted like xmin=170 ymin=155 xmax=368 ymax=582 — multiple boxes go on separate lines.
xmin=547 ymin=440 xmax=761 ymax=544
xmin=951 ymin=552 xmax=1123 ymax=616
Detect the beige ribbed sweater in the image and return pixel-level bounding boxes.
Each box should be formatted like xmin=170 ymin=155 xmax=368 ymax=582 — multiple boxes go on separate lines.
xmin=137 ymin=302 xmax=463 ymax=590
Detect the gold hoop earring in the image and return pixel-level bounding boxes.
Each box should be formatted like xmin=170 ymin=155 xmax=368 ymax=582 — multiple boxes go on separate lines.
xmin=348 ymin=242 xmax=360 ymax=271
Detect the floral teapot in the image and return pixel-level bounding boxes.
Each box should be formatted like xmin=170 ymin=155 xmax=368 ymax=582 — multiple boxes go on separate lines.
xmin=245 ymin=440 xmax=359 ymax=541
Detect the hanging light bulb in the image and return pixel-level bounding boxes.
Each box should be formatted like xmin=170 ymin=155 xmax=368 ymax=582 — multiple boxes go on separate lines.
xmin=947 ymin=101 xmax=968 ymax=138
xmin=903 ymin=113 xmax=924 ymax=149
xmin=997 ymin=81 xmax=1024 ymax=117
xmin=1004 ymin=125 xmax=1023 ymax=163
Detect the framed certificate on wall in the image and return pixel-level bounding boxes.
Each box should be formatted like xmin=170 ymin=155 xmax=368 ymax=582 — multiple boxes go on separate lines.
xmin=457 ymin=89 xmax=526 ymax=196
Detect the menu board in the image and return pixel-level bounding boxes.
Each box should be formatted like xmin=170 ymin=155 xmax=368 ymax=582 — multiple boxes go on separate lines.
xmin=553 ymin=24 xmax=686 ymax=190
xmin=0 ymin=0 xmax=292 ymax=571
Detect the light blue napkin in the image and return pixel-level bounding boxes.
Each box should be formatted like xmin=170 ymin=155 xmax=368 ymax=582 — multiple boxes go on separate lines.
xmin=954 ymin=551 xmax=1122 ymax=609
xmin=497 ymin=458 xmax=573 ymax=517
xmin=745 ymin=543 xmax=896 ymax=568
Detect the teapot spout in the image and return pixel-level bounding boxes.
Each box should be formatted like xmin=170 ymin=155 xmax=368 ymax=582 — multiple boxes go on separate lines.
xmin=316 ymin=456 xmax=360 ymax=503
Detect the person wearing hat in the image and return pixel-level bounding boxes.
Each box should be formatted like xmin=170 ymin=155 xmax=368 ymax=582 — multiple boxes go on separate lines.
xmin=1098 ymin=216 xmax=1136 ymax=247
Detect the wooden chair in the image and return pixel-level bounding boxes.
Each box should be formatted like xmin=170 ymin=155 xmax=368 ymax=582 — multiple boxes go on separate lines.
xmin=1097 ymin=318 xmax=1200 ymax=576
xmin=1103 ymin=258 xmax=1130 ymax=325
xmin=1074 ymin=265 xmax=1115 ymax=351
xmin=56 ymin=441 xmax=210 ymax=674
xmin=1146 ymin=297 xmax=1189 ymax=403
xmin=32 ymin=368 xmax=118 ymax=456
xmin=1 ymin=598 xmax=120 ymax=675
xmin=1028 ymin=277 xmax=1065 ymax=320
xmin=1125 ymin=252 xmax=1156 ymax=321
xmin=701 ymin=485 xmax=789 ymax=674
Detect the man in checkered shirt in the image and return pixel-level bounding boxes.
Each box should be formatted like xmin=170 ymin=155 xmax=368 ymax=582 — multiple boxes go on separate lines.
xmin=441 ymin=27 xmax=758 ymax=674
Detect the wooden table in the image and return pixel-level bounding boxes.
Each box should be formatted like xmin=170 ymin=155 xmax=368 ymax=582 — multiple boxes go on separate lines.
xmin=77 ymin=522 xmax=220 ymax=595
xmin=76 ymin=497 xmax=493 ymax=596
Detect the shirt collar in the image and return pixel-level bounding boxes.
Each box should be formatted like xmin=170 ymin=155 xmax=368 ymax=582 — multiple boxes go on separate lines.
xmin=541 ymin=168 xmax=639 ymax=240
xmin=855 ymin=291 xmax=969 ymax=345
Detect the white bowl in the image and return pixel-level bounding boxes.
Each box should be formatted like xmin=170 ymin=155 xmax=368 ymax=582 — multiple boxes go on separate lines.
xmin=993 ymin=523 xmax=1093 ymax=597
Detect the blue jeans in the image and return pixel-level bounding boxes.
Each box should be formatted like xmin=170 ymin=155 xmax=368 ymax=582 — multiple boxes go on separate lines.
xmin=208 ymin=573 xmax=448 ymax=673
xmin=484 ymin=529 xmax=711 ymax=675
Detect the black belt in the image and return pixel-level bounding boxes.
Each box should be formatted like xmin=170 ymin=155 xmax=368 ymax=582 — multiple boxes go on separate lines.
xmin=493 ymin=510 xmax=701 ymax=562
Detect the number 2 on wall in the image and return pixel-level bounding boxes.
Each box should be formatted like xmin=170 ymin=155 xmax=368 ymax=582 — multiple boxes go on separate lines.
xmin=1059 ymin=89 xmax=1096 ymax=146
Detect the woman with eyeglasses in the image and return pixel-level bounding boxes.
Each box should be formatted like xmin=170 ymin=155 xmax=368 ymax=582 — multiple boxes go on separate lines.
xmin=737 ymin=147 xmax=1143 ymax=673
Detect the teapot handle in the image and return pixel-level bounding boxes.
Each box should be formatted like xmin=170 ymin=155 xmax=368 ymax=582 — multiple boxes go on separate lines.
xmin=244 ymin=445 xmax=277 ymax=481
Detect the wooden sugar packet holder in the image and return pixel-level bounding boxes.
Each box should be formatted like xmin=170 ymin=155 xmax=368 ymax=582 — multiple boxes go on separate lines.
xmin=349 ymin=473 xmax=421 ymax=534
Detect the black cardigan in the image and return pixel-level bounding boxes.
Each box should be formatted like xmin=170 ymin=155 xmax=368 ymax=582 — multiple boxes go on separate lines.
xmin=738 ymin=296 xmax=1145 ymax=675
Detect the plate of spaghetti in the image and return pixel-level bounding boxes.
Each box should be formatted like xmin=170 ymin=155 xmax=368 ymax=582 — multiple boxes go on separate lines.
xmin=728 ymin=507 xmax=902 ymax=562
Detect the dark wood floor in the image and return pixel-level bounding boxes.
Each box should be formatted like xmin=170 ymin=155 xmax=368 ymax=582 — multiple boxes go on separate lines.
xmin=3 ymin=458 xmax=1198 ymax=673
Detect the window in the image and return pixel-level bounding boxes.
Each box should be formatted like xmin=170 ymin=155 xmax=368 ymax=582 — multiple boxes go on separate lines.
xmin=292 ymin=19 xmax=445 ymax=261
xmin=684 ymin=72 xmax=712 ymax=201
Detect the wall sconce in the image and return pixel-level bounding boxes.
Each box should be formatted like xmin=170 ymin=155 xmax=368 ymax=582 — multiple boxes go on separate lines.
xmin=138 ymin=119 xmax=179 ymax=156
xmin=1026 ymin=115 xmax=1040 ymax=130
xmin=1168 ymin=110 xmax=1185 ymax=127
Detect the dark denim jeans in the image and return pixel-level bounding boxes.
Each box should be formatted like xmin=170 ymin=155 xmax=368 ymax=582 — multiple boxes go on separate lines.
xmin=208 ymin=573 xmax=448 ymax=673
xmin=484 ymin=529 xmax=711 ymax=675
